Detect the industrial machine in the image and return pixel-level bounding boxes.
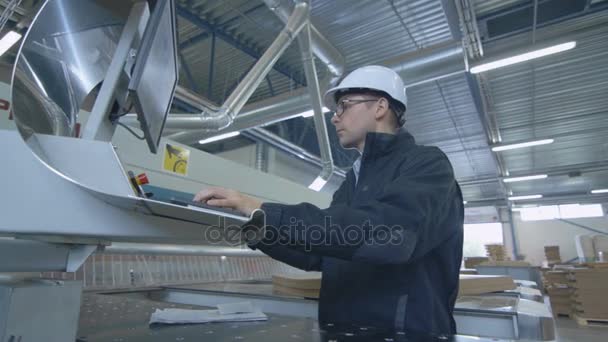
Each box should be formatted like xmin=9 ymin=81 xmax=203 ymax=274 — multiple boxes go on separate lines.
xmin=0 ymin=0 xmax=555 ymax=341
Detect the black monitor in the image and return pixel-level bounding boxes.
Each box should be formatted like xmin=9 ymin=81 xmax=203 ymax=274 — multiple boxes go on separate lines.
xmin=128 ymin=0 xmax=179 ymax=154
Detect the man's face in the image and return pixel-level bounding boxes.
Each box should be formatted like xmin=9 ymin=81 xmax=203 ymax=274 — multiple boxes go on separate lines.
xmin=331 ymin=94 xmax=378 ymax=151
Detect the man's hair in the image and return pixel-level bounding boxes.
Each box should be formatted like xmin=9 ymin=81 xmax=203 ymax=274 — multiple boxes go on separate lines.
xmin=335 ymin=88 xmax=406 ymax=126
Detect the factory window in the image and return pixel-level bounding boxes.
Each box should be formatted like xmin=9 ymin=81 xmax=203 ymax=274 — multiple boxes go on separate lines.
xmin=463 ymin=223 xmax=503 ymax=258
xmin=519 ymin=205 xmax=560 ymax=221
xmin=557 ymin=203 xmax=604 ymax=219
xmin=518 ymin=203 xmax=604 ymax=221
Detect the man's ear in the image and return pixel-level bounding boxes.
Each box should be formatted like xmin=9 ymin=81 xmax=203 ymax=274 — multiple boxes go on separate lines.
xmin=374 ymin=97 xmax=390 ymax=120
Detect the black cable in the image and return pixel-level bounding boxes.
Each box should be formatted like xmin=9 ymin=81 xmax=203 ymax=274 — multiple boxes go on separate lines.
xmin=107 ymin=101 xmax=144 ymax=140
xmin=108 ymin=103 xmax=134 ymax=122
xmin=116 ymin=121 xmax=145 ymax=140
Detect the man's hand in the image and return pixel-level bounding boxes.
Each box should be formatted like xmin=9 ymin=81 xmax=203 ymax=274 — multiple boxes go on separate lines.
xmin=193 ymin=187 xmax=263 ymax=217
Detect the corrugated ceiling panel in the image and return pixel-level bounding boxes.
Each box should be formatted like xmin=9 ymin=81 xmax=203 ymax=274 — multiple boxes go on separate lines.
xmin=312 ymin=0 xmax=453 ymax=69
xmin=482 ymin=16 xmax=608 ymax=200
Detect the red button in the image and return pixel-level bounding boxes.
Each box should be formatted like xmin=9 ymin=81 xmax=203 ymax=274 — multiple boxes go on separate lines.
xmin=136 ymin=173 xmax=149 ymax=185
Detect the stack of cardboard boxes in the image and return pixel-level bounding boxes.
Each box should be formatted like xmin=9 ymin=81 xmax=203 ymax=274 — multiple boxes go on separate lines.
xmin=544 ymin=270 xmax=573 ymax=317
xmin=570 ymin=265 xmax=608 ymax=325
xmin=544 ymin=246 xmax=562 ymax=266
xmin=464 ymin=257 xmax=489 ymax=269
xmin=485 ymin=244 xmax=507 ymax=262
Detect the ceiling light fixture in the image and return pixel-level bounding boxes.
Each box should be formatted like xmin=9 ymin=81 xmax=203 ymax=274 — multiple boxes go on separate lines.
xmin=470 ymin=41 xmax=576 ymax=74
xmin=491 ymin=139 xmax=554 ymax=152
xmin=198 ymin=131 xmax=240 ymax=144
xmin=0 ymin=31 xmax=22 ymax=56
xmin=299 ymin=107 xmax=331 ymax=118
xmin=508 ymin=194 xmax=543 ymax=201
xmin=591 ymin=189 xmax=608 ymax=194
xmin=503 ymin=174 xmax=548 ymax=183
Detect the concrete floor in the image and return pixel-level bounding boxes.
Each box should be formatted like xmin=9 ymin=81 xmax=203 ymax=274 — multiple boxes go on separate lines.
xmin=554 ymin=316 xmax=607 ymax=341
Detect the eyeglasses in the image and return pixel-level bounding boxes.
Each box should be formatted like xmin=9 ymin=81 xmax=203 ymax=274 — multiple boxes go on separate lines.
xmin=334 ymin=98 xmax=379 ymax=118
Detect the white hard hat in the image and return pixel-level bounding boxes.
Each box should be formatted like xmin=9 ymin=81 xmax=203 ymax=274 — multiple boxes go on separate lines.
xmin=323 ymin=65 xmax=407 ymax=125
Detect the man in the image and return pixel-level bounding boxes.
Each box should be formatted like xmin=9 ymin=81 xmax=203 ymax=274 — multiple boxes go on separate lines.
xmin=194 ymin=65 xmax=464 ymax=335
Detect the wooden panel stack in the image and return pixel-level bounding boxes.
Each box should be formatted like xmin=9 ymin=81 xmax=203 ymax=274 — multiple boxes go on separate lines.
xmin=458 ymin=275 xmax=516 ymax=296
xmin=272 ymin=273 xmax=321 ymax=298
xmin=544 ymin=270 xmax=573 ymax=317
xmin=485 ymin=244 xmax=507 ymax=262
xmin=479 ymin=260 xmax=531 ymax=267
xmin=464 ymin=257 xmax=489 ymax=269
xmin=544 ymin=246 xmax=562 ymax=266
xmin=272 ymin=273 xmax=517 ymax=299
xmin=571 ymin=266 xmax=608 ymax=326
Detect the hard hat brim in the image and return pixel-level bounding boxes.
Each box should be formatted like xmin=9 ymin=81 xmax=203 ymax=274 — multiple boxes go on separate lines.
xmin=323 ymin=85 xmax=345 ymax=112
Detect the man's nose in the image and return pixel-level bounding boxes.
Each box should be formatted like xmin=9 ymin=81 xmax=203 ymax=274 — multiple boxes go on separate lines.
xmin=331 ymin=113 xmax=339 ymax=125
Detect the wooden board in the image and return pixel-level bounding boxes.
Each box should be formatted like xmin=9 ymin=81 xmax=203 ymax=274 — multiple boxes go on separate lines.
xmin=478 ymin=260 xmax=531 ymax=267
xmin=460 ymin=269 xmax=478 ymax=275
xmin=458 ymin=275 xmax=516 ymax=296
xmin=273 ymin=284 xmax=320 ymax=299
xmin=272 ymin=273 xmax=322 ymax=290
xmin=271 ymin=273 xmax=516 ymax=298
xmin=464 ymin=257 xmax=489 ymax=269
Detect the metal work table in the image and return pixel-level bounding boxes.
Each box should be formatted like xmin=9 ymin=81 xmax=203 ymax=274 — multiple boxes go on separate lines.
xmin=78 ymin=293 xmax=516 ymax=342
xmin=143 ymin=280 xmax=554 ymax=341
xmin=163 ymin=281 xmax=543 ymax=303
xmin=476 ymin=266 xmax=543 ymax=288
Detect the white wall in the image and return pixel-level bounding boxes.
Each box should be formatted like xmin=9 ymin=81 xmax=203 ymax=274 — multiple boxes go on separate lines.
xmin=508 ymin=212 xmax=608 ymax=266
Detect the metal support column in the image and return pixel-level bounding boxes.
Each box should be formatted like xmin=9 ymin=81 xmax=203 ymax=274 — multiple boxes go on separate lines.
xmin=81 ymin=2 xmax=149 ymax=141
xmin=208 ymin=32 xmax=216 ymax=99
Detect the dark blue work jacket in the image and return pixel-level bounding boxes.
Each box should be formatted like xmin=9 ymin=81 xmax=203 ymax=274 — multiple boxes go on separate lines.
xmin=252 ymin=129 xmax=464 ymax=335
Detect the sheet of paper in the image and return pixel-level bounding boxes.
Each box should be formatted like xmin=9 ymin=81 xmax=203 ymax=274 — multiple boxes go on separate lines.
xmin=149 ymin=308 xmax=267 ymax=325
xmin=217 ymin=301 xmax=256 ymax=315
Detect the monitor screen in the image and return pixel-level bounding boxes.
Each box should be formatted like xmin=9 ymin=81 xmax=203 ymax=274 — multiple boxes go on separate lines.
xmin=128 ymin=0 xmax=179 ymax=154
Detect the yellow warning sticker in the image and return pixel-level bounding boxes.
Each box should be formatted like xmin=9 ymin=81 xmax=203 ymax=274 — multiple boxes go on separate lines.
xmin=163 ymin=143 xmax=190 ymax=175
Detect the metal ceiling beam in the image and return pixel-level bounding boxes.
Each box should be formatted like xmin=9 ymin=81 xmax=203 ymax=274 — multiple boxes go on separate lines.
xmin=454 ymin=0 xmax=484 ymax=58
xmin=266 ymin=76 xmax=275 ymax=96
xmin=207 ymin=32 xmax=216 ymax=99
xmin=179 ymin=51 xmax=199 ymax=93
xmin=176 ymin=5 xmax=306 ymax=86
xmin=507 ymin=160 xmax=608 ymax=177
xmin=440 ymin=0 xmax=463 ymax=41
xmin=213 ymin=3 xmax=267 ymax=31
xmin=477 ymin=0 xmax=608 ymax=43
xmin=465 ymin=192 xmax=608 ymax=208
xmin=500 ymin=111 xmax=607 ymax=132
xmin=511 ymin=193 xmax=608 ymax=206
xmin=446 ymin=0 xmax=508 ymax=206
xmin=557 ymin=219 xmax=608 ymax=236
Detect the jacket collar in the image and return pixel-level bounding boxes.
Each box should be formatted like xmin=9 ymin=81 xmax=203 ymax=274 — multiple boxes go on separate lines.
xmin=361 ymin=128 xmax=416 ymax=160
